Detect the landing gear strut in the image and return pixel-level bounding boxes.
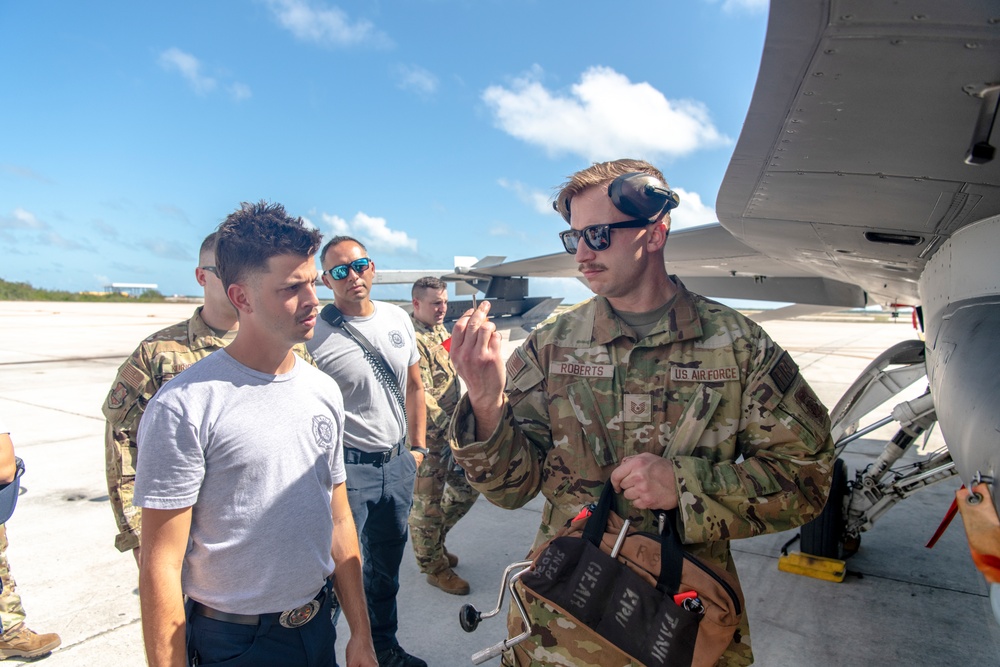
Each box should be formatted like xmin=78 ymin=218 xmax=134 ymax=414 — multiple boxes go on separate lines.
xmin=799 ymin=340 xmax=957 ymax=559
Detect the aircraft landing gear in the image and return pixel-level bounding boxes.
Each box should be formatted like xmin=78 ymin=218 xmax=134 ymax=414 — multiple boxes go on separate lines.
xmin=799 ymin=340 xmax=957 ymax=560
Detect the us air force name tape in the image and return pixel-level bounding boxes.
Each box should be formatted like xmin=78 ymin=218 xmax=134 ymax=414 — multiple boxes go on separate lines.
xmin=554 ymin=172 xmax=680 ymax=223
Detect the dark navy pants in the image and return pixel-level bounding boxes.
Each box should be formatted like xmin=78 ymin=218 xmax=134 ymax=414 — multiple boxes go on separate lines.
xmin=341 ymin=448 xmax=417 ymax=653
xmin=186 ymin=584 xmax=336 ymax=666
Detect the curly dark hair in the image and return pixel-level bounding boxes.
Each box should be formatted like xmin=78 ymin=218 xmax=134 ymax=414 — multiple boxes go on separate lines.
xmin=215 ymin=201 xmax=322 ymax=289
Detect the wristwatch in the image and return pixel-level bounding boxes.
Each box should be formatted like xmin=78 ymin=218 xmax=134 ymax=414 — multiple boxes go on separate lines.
xmin=410 ymin=447 xmax=430 ymax=456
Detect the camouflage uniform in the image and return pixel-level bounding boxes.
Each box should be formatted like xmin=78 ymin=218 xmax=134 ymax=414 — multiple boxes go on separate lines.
xmin=0 ymin=525 xmax=25 ymax=636
xmin=408 ymin=317 xmax=479 ymax=574
xmin=451 ymin=280 xmax=834 ymax=666
xmin=102 ymin=306 xmax=313 ymax=552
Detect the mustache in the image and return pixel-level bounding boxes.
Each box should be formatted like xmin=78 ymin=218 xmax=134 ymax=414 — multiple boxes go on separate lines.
xmin=579 ymin=263 xmax=606 ymax=273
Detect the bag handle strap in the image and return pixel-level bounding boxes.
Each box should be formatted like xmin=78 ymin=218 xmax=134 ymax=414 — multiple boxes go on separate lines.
xmin=583 ymin=480 xmax=684 ymax=595
xmin=320 ymin=303 xmax=407 ymax=430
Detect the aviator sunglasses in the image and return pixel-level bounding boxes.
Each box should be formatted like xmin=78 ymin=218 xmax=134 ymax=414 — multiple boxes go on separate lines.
xmin=324 ymin=257 xmax=372 ymax=280
xmin=558 ymin=219 xmax=653 ymax=254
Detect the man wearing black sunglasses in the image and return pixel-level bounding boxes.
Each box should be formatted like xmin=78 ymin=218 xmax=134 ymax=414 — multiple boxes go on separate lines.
xmin=308 ymin=237 xmax=428 ymax=667
xmin=449 ymin=159 xmax=834 ymax=666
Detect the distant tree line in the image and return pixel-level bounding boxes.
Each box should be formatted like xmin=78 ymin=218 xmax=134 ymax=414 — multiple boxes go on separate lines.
xmin=0 ymin=278 xmax=166 ymax=302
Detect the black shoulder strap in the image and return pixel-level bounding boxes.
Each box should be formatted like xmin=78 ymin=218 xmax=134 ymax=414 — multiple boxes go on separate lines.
xmin=583 ymin=480 xmax=684 ymax=595
xmin=320 ymin=304 xmax=407 ymax=427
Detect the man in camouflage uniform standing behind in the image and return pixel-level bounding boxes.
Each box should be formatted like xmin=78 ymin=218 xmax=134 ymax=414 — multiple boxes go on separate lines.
xmin=407 ymin=277 xmax=479 ymax=596
xmin=103 ymin=232 xmax=314 ymax=565
xmin=0 ymin=418 xmax=61 ymax=659
xmin=102 ymin=232 xmax=238 ymax=564
xmin=449 ymin=159 xmax=834 ymax=666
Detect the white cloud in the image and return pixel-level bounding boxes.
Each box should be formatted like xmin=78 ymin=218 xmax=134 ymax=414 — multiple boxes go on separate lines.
xmin=669 ymin=188 xmax=717 ymax=230
xmin=141 ymin=238 xmax=194 ymax=261
xmin=228 ymin=82 xmax=253 ymax=101
xmin=487 ymin=222 xmax=529 ymax=242
xmin=1 ymin=208 xmax=49 ymax=230
xmin=41 ymin=231 xmax=90 ymax=251
xmin=321 ymin=212 xmax=417 ymax=253
xmin=482 ymin=66 xmax=730 ymax=162
xmin=531 ymin=277 xmax=595 ymax=305
xmin=1 ymin=164 xmax=53 ymax=184
xmin=158 ymin=48 xmax=217 ymax=94
xmin=265 ymin=0 xmax=390 ymax=48
xmin=395 ymin=64 xmax=438 ymax=96
xmin=497 ymin=178 xmax=555 ymax=216
xmin=713 ymin=0 xmax=769 ymax=13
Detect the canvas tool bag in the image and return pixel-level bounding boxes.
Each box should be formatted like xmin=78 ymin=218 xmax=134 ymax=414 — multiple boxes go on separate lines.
xmin=508 ymin=482 xmax=744 ymax=667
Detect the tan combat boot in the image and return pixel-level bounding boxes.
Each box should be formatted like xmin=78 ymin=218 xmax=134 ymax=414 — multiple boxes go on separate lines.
xmin=426 ymin=567 xmax=470 ymax=595
xmin=0 ymin=626 xmax=62 ymax=659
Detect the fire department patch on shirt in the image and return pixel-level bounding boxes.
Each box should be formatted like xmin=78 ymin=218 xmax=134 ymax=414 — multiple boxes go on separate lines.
xmin=624 ymin=394 xmax=651 ymax=422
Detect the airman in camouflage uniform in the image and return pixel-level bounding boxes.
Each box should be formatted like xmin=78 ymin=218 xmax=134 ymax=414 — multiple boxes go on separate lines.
xmin=103 ymin=305 xmax=236 ymax=555
xmin=407 ymin=277 xmax=479 ymax=595
xmin=102 ymin=232 xmax=313 ymax=560
xmin=449 ymin=159 xmax=834 ymax=666
xmin=0 ymin=419 xmax=61 ymax=659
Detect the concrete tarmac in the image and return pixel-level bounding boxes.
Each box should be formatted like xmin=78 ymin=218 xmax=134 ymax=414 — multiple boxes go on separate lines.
xmin=0 ymin=301 xmax=998 ymax=666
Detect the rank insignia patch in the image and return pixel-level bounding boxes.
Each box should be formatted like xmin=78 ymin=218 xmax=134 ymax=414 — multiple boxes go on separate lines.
xmin=624 ymin=394 xmax=652 ymax=422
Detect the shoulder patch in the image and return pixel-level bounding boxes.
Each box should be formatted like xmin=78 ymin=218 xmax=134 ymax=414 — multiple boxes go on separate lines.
xmin=107 ymin=382 xmax=128 ymax=409
xmin=769 ymin=351 xmax=799 ymax=394
xmin=506 ymin=347 xmax=545 ymax=393
xmin=120 ymin=363 xmax=146 ymax=391
xmin=506 ymin=351 xmax=526 ymax=378
xmin=795 ymin=385 xmax=828 ymax=425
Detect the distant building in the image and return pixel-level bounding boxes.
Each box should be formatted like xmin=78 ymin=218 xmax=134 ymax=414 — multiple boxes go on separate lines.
xmin=105 ymin=282 xmax=158 ymax=297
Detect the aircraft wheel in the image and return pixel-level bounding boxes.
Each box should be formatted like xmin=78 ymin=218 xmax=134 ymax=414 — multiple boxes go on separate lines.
xmin=801 ymin=458 xmax=847 ymax=559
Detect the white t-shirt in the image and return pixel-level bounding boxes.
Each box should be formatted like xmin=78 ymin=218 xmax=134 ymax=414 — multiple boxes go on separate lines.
xmin=307 ymin=301 xmax=419 ymax=452
xmin=134 ymin=350 xmax=346 ymax=615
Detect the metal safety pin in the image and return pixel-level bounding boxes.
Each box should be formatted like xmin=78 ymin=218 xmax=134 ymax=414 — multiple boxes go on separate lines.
xmin=611 ymin=519 xmax=631 ymax=559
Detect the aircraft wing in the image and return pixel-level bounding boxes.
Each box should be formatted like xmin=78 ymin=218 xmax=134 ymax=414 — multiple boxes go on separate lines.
xmin=425 ymin=224 xmax=866 ymax=308
xmin=716 ymin=0 xmax=1000 ymax=308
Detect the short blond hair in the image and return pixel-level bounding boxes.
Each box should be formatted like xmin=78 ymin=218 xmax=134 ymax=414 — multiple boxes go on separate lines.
xmin=553 ymin=159 xmax=668 ymax=222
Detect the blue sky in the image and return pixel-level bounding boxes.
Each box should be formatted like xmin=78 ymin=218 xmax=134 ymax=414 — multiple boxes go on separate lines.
xmin=0 ymin=0 xmax=770 ymax=303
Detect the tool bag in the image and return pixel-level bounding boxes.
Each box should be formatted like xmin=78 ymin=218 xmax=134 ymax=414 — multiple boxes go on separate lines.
xmin=509 ymin=482 xmax=744 ymax=667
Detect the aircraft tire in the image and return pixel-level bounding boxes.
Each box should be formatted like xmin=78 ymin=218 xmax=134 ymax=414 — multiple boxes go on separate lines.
xmin=800 ymin=458 xmax=847 ymax=559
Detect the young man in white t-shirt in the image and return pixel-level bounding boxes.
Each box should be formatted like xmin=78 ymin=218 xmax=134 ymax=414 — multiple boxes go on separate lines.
xmin=135 ymin=202 xmax=377 ymax=667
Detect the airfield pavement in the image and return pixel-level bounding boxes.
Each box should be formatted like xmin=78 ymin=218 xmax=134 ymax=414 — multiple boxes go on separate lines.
xmin=0 ymin=300 xmax=998 ymax=666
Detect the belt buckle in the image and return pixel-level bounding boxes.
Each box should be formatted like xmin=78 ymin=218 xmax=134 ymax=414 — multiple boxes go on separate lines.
xmin=278 ymin=599 xmax=320 ymax=628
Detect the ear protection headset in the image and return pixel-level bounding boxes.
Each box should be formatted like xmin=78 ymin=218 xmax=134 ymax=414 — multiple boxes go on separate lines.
xmin=553 ymin=172 xmax=680 ymax=223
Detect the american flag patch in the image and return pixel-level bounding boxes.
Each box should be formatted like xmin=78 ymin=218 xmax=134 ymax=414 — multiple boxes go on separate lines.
xmin=506 ymin=351 xmax=526 ymax=378
xmin=120 ymin=363 xmax=145 ymax=391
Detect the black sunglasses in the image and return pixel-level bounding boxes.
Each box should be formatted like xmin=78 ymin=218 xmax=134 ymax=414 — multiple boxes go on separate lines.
xmin=558 ymin=219 xmax=652 ymax=254
xmin=324 ymin=257 xmax=372 ymax=280
xmin=199 ymin=266 xmax=219 ymax=277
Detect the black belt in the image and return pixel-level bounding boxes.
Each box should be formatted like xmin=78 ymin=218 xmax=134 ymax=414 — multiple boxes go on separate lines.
xmin=344 ymin=441 xmax=404 ymax=466
xmin=191 ymin=585 xmax=327 ymax=628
